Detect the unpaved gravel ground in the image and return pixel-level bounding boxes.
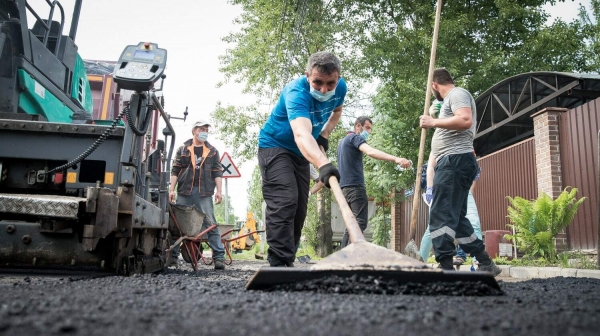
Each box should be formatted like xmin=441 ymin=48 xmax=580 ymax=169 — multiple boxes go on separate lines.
xmin=1 ymin=260 xmax=599 ymax=336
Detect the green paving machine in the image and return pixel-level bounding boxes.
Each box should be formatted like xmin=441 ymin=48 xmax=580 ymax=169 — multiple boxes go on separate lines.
xmin=0 ymin=0 xmax=175 ymax=274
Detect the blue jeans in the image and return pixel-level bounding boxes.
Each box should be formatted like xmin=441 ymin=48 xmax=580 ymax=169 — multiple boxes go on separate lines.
xmin=176 ymin=187 xmax=225 ymax=260
xmin=420 ymin=190 xmax=482 ymax=262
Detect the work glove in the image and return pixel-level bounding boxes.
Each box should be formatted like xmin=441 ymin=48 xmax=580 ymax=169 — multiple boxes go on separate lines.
xmin=429 ymin=100 xmax=443 ymax=116
xmin=473 ymin=166 xmax=482 ymax=182
xmin=316 ymin=135 xmax=329 ymax=152
xmin=318 ymin=163 xmax=340 ymax=188
xmin=425 ymin=187 xmax=434 ymax=206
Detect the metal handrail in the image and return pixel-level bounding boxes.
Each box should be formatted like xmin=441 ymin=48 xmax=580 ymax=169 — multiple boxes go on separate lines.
xmin=151 ymin=93 xmax=176 ymax=173
xmin=25 ymin=0 xmax=65 ymax=56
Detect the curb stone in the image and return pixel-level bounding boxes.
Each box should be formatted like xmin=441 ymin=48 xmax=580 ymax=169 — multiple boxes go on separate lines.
xmin=509 ymin=267 xmax=539 ymax=279
xmin=538 ymin=267 xmax=562 ymax=278
xmin=425 ymin=263 xmax=600 ymax=280
xmin=576 ymin=269 xmax=600 ymax=279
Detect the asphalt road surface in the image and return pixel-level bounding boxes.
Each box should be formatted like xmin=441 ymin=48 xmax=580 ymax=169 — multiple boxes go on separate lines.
xmin=1 ymin=261 xmax=599 ymax=336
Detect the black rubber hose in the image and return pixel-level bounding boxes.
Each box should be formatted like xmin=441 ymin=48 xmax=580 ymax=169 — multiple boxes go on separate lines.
xmin=126 ymin=103 xmax=153 ymax=136
xmin=42 ymin=106 xmax=128 ymax=176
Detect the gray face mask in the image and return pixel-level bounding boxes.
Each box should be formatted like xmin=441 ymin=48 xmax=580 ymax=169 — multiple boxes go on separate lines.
xmin=197 ymin=132 xmax=208 ymax=141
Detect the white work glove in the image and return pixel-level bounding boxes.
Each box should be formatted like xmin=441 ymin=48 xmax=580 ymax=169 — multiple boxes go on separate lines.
xmin=429 ymin=100 xmax=443 ymax=116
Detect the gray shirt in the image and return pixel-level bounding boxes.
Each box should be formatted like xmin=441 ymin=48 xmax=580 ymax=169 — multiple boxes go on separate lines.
xmin=430 ymin=87 xmax=477 ymax=160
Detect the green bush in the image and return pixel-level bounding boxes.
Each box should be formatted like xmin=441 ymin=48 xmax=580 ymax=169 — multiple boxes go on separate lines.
xmin=505 ymin=187 xmax=585 ymax=261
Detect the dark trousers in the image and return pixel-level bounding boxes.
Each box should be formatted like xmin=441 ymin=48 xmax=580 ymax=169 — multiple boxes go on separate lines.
xmin=429 ymin=152 xmax=484 ymax=261
xmin=340 ymin=185 xmax=368 ymax=248
xmin=258 ymin=147 xmax=309 ymax=266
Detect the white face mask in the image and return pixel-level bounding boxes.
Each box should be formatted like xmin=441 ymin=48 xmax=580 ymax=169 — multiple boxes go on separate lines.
xmin=309 ymin=86 xmax=336 ymax=102
xmin=197 ymin=132 xmax=208 ymax=141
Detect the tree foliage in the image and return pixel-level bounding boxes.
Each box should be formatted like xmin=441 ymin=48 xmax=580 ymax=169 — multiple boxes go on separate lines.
xmin=216 ymin=0 xmax=599 ymax=248
xmin=214 ymin=195 xmax=239 ymax=225
xmin=246 ymin=165 xmax=264 ymax=220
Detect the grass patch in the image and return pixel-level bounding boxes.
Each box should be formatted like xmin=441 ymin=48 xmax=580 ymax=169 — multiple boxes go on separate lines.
xmin=491 ymin=252 xmax=598 ymax=270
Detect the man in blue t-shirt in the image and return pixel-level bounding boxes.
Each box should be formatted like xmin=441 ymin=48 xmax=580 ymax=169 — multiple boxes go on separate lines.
xmin=258 ymin=51 xmax=345 ymax=267
xmin=337 ymin=116 xmax=411 ymax=248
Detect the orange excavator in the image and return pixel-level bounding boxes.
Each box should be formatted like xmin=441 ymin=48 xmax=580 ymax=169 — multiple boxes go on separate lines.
xmin=231 ymin=212 xmax=262 ymax=252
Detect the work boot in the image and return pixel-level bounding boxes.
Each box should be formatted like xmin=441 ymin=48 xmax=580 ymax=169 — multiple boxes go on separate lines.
xmin=472 ymin=249 xmax=502 ymax=277
xmin=477 ymin=260 xmax=502 ymax=277
xmin=214 ymin=259 xmax=225 ymax=270
xmin=437 ymin=257 xmax=455 ymax=271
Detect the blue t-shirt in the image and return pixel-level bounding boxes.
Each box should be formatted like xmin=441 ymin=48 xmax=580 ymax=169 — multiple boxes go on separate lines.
xmin=337 ymin=132 xmax=366 ymax=188
xmin=258 ymin=76 xmax=347 ymax=157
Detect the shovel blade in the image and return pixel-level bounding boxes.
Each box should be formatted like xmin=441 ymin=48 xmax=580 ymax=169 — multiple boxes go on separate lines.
xmin=246 ymin=267 xmax=500 ymax=290
xmin=245 ymin=241 xmax=500 ymax=290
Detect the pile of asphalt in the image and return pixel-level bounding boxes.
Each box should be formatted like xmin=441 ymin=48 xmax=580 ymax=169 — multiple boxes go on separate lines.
xmin=266 ymin=274 xmax=504 ymax=296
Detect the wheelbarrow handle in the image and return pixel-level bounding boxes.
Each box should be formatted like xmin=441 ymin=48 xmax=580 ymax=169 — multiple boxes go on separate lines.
xmin=328 ymin=175 xmax=366 ymax=243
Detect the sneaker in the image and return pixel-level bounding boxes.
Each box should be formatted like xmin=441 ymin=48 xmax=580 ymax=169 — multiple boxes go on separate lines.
xmin=477 ymin=260 xmax=502 ymax=277
xmin=214 ymin=259 xmax=225 ymax=270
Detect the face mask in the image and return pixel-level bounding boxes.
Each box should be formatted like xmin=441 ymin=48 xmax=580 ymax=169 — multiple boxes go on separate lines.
xmin=360 ymin=130 xmax=370 ymax=140
xmin=309 ymin=86 xmax=336 ymax=102
xmin=197 ymin=132 xmax=208 ymax=141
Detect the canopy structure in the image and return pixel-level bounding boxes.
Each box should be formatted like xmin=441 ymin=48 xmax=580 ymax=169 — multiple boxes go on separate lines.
xmin=474 ymin=72 xmax=600 ymax=156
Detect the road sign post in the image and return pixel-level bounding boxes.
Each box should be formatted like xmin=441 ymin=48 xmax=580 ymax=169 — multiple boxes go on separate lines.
xmin=220 ymin=152 xmax=241 ymax=225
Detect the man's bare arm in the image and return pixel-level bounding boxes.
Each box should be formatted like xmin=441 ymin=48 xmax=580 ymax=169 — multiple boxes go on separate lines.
xmin=290 ymin=117 xmax=330 ymax=168
xmin=359 ymin=143 xmax=410 ymax=167
xmin=427 ymin=153 xmax=436 ymax=187
xmin=420 ymin=107 xmax=472 ymax=131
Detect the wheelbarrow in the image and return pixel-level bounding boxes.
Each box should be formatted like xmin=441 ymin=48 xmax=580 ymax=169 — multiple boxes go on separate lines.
xmin=167 ymin=204 xmax=218 ymax=271
xmin=166 ymin=204 xmax=264 ymax=270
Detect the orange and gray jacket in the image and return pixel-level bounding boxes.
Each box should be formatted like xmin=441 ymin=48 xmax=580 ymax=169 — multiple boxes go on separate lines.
xmin=171 ymin=139 xmax=223 ymax=196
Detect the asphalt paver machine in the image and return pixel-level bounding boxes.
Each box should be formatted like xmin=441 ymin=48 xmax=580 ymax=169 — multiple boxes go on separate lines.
xmin=0 ymin=0 xmax=176 ymax=275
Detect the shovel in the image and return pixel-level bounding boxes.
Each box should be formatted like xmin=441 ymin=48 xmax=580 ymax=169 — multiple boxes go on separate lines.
xmin=245 ymin=175 xmax=499 ymax=290
xmin=404 ymin=0 xmax=443 ymax=260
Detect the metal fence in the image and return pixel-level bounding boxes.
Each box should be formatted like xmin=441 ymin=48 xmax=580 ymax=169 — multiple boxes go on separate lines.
xmin=559 ymin=98 xmax=599 ymax=250
xmin=473 ymin=138 xmax=538 ymax=232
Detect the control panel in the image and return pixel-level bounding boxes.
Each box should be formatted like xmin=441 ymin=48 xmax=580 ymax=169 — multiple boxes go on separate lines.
xmin=113 ymin=42 xmax=167 ymax=92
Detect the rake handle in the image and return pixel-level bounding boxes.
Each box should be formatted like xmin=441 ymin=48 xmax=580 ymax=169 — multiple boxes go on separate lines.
xmin=409 ymin=0 xmax=443 ymax=241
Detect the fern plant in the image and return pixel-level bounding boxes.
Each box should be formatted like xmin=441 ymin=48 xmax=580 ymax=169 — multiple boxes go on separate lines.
xmin=505 ymin=187 xmax=586 ymax=261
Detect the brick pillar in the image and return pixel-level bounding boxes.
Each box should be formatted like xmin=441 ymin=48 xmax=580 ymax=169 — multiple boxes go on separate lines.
xmin=531 ymin=107 xmax=568 ymax=199
xmin=532 ymin=107 xmax=568 ymax=249
xmin=390 ymin=187 xmax=404 ymax=252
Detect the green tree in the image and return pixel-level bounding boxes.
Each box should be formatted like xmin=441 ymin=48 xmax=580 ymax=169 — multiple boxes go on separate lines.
xmin=214 ymin=195 xmax=239 ymax=225
xmin=218 ymin=0 xmax=593 ymax=248
xmin=247 ymin=165 xmax=264 ymax=220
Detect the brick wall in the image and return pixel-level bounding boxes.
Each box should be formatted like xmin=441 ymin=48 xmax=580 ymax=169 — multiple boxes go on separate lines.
xmin=390 ymin=187 xmax=404 ymax=252
xmin=532 ymin=107 xmax=568 ymax=199
xmin=531 ymin=107 xmax=569 ymax=248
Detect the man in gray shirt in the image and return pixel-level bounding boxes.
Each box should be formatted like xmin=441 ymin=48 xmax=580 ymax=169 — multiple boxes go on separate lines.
xmin=419 ymin=68 xmax=500 ymax=276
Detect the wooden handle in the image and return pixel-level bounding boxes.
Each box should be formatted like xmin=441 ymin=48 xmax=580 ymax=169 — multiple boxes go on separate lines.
xmin=409 ymin=0 xmax=443 ymax=240
xmin=329 ymin=176 xmax=365 ymax=243
xmin=317 ymin=145 xmax=365 ymax=243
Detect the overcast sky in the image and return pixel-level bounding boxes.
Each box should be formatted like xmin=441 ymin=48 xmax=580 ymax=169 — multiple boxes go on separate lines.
xmin=27 ymin=0 xmax=592 ymax=219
